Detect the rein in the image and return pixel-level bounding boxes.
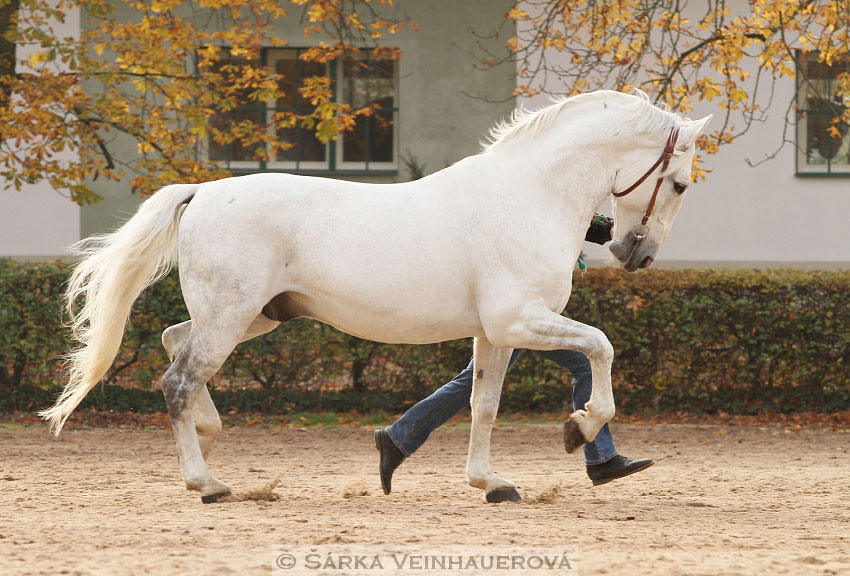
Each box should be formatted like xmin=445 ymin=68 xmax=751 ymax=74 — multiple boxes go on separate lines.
xmin=612 ymin=126 xmax=680 ymax=244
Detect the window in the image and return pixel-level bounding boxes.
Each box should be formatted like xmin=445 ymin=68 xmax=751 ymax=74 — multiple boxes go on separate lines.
xmin=207 ymin=48 xmax=398 ymax=173
xmin=339 ymin=54 xmax=396 ymax=169
xmin=796 ymin=51 xmax=850 ymax=175
xmin=266 ymin=49 xmax=331 ymax=171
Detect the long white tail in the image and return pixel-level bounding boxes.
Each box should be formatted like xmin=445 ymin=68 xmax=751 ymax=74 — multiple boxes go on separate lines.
xmin=40 ymin=183 xmax=200 ymax=434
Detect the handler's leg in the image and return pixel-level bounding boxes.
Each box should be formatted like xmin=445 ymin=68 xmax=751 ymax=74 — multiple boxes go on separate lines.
xmin=375 ymin=349 xmax=524 ymax=494
xmin=465 ymin=337 xmax=517 ymax=502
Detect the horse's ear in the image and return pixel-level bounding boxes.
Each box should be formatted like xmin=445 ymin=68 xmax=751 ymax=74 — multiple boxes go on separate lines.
xmin=675 ymin=115 xmax=712 ymax=151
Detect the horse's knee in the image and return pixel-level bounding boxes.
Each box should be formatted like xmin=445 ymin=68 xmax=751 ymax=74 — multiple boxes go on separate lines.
xmin=584 ymin=328 xmax=614 ymax=364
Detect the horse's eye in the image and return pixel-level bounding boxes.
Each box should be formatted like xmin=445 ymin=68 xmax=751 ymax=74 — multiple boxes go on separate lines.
xmin=673 ymin=181 xmax=687 ymax=195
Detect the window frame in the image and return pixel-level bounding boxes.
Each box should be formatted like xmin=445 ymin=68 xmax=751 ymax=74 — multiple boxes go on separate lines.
xmin=795 ymin=51 xmax=850 ymax=178
xmin=334 ymin=52 xmax=400 ymax=173
xmin=264 ymin=48 xmax=332 ymax=173
xmin=205 ymin=47 xmax=400 ymax=176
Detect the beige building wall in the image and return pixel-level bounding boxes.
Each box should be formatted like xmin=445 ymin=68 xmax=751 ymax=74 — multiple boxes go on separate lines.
xmin=0 ymin=3 xmax=80 ymax=259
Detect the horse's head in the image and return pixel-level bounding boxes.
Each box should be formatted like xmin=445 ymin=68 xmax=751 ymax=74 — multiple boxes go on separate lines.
xmin=609 ymin=114 xmax=712 ymax=272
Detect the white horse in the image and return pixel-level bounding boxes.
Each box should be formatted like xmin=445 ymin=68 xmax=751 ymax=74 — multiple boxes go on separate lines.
xmin=41 ymin=90 xmax=711 ymax=503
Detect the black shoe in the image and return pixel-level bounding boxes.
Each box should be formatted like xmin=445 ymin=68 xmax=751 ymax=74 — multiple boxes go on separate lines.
xmin=586 ymin=455 xmax=654 ymax=486
xmin=374 ymin=428 xmax=406 ymax=495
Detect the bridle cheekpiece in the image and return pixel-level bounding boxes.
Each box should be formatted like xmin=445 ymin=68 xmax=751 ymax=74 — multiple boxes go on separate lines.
xmin=612 ymin=126 xmax=680 ymax=243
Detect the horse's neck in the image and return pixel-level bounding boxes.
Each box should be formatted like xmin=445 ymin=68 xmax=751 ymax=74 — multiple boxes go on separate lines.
xmin=465 ymin=139 xmax=612 ymax=239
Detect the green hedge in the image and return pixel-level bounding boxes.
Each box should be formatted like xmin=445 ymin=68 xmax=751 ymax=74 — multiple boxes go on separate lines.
xmin=1 ymin=259 xmax=848 ymax=415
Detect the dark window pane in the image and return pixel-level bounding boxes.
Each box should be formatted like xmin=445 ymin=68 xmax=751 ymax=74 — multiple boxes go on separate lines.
xmin=805 ymin=52 xmax=850 ymax=80
xmin=207 ymin=50 xmax=261 ymax=163
xmin=799 ymin=51 xmax=850 ymax=168
xmin=369 ymin=110 xmax=394 ymax=162
xmin=274 ymin=54 xmax=329 ymax=164
xmin=300 ymin=129 xmax=326 ymax=162
xmin=276 ymin=126 xmax=326 ymax=162
xmin=303 ymin=60 xmax=326 ymax=80
xmin=343 ymin=116 xmax=368 ymax=162
xmin=209 ymin=106 xmax=262 ymax=162
xmin=806 ymin=99 xmax=847 ymax=162
xmin=343 ymin=57 xmax=371 ymax=109
xmin=341 ymin=55 xmax=396 ymax=163
xmin=372 ymin=59 xmax=395 ymax=104
xmin=275 ymin=58 xmax=299 ymax=109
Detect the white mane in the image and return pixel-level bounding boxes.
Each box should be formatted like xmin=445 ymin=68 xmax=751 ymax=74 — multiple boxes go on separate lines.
xmin=482 ymin=90 xmax=680 ymax=153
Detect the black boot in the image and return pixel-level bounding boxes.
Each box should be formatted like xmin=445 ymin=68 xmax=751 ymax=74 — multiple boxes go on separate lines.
xmin=586 ymin=455 xmax=654 ymax=486
xmin=374 ymin=428 xmax=406 ymax=495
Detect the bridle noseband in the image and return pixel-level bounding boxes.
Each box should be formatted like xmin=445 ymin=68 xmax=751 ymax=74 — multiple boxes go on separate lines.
xmin=612 ymin=126 xmax=680 ymax=244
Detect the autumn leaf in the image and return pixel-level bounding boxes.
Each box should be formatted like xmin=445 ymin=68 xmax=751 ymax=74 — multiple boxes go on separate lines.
xmin=626 ymin=295 xmax=645 ymax=317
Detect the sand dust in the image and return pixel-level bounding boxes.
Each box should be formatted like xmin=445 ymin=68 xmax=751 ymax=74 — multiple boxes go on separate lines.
xmin=1 ymin=421 xmax=849 ymax=575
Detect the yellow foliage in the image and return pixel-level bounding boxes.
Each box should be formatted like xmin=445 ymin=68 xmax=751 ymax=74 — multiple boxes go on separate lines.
xmin=504 ymin=0 xmax=850 ymax=167
xmin=505 ymin=7 xmax=529 ymax=21
xmin=0 ymin=0 xmax=409 ymax=200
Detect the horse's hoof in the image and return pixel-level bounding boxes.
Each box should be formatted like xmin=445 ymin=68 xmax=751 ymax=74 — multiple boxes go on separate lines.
xmin=563 ymin=418 xmax=585 ymax=454
xmin=201 ymin=491 xmax=235 ymax=504
xmin=485 ymin=486 xmax=522 ymax=503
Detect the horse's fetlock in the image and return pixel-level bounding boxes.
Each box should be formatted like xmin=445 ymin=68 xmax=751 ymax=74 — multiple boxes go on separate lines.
xmin=468 ymin=476 xmax=487 ymax=490
xmin=196 ymin=419 xmax=222 ymax=437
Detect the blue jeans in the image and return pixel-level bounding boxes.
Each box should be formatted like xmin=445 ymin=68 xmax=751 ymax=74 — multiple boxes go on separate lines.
xmin=385 ymin=349 xmax=618 ymax=465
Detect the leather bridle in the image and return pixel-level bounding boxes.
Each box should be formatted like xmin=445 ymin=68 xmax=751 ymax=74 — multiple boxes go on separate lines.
xmin=612 ymin=126 xmax=680 ymax=244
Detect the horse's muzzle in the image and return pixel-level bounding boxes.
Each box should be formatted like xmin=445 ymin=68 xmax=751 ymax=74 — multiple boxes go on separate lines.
xmin=609 ymin=227 xmax=657 ymax=272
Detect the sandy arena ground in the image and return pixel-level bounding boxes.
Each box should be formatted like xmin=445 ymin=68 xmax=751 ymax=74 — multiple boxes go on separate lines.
xmin=1 ymin=421 xmax=848 ymax=575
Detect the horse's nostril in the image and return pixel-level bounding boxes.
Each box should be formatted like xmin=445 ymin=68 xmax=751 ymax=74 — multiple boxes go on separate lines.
xmin=609 ymin=240 xmax=629 ymax=261
xmin=640 ymin=256 xmax=654 ymax=268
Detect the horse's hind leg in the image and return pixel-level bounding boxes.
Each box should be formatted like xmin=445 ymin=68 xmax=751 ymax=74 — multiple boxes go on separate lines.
xmin=192 ymin=386 xmax=220 ymax=461
xmin=162 ymin=315 xmax=280 ymax=361
xmin=162 ymin=316 xmax=279 ymax=460
xmin=161 ymin=316 xmax=262 ymax=503
xmin=162 ymin=320 xmax=192 ymax=363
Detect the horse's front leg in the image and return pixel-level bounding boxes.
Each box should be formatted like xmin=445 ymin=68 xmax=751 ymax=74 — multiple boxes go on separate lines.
xmin=490 ymin=304 xmax=615 ymax=453
xmin=466 ymin=337 xmax=519 ymax=503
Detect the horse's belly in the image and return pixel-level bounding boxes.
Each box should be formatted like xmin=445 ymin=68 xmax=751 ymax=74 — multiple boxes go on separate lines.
xmin=329 ymin=315 xmax=484 ymax=345
xmin=264 ymin=290 xmax=484 ymax=345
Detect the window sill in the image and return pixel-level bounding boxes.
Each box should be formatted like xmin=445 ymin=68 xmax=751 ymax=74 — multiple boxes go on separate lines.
xmin=228 ymin=168 xmax=399 ymax=177
xmin=794 ymin=171 xmax=850 ymax=178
